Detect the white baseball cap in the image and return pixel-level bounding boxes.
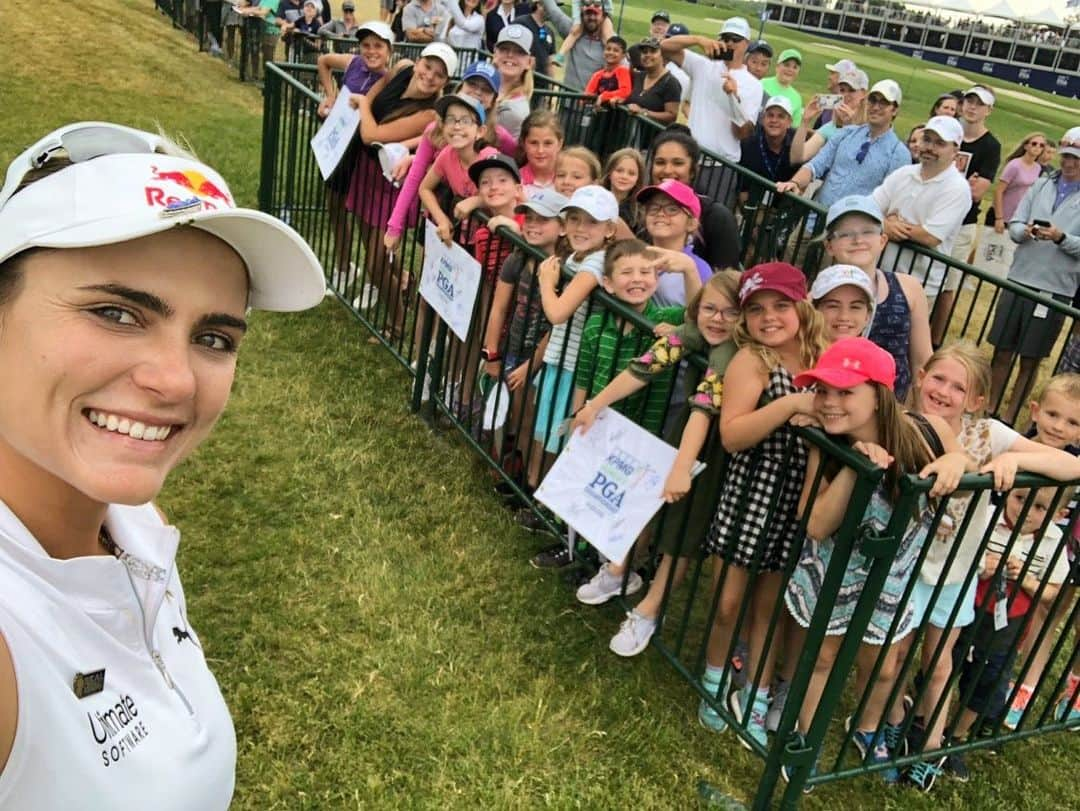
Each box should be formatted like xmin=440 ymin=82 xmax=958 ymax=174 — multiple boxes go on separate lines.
xmin=825 ymin=58 xmax=856 ymax=73
xmin=924 ymin=115 xmax=964 ymax=146
xmin=720 ymin=17 xmax=751 ymax=40
xmin=810 ymin=264 xmax=877 ymax=336
xmin=1061 ymin=127 xmax=1080 ymax=159
xmin=0 ymin=122 xmax=325 ymax=312
xmin=868 ymin=79 xmax=902 ymax=105
xmin=421 ymin=42 xmax=459 ymax=76
xmin=837 ymin=68 xmax=869 ymax=91
xmin=764 ymin=96 xmax=794 ymax=118
xmin=561 ymin=185 xmax=619 ymax=222
xmin=963 ymin=85 xmax=995 ymax=106
xmin=356 ymin=20 xmax=395 ymax=45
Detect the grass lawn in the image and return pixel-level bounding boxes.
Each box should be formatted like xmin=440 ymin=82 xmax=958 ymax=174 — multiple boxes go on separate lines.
xmin=4 ymin=1 xmax=1080 ymax=808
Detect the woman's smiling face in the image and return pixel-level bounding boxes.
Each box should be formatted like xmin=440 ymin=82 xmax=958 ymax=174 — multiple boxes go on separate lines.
xmin=0 ymin=228 xmax=249 ymax=507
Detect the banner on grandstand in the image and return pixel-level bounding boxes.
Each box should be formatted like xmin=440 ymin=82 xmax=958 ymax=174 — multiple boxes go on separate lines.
xmin=535 ymin=408 xmax=684 ymax=564
xmin=310 ymin=91 xmax=360 ymax=179
xmin=419 ymin=225 xmax=483 ymax=341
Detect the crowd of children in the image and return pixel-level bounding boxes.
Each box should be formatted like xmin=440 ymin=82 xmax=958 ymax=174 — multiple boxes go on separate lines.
xmin=319 ymin=27 xmax=1080 ymax=796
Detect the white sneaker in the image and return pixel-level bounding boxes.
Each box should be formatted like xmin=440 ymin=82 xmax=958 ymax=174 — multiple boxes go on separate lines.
xmin=575 ymin=563 xmax=642 ymax=606
xmin=352 ymin=282 xmax=379 ymax=310
xmin=609 ymin=610 xmax=657 ymax=657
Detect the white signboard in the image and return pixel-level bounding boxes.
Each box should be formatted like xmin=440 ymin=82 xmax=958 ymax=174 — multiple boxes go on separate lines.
xmin=309 ymin=90 xmax=360 ymax=180
xmin=419 ymin=225 xmax=483 ymax=342
xmin=535 ymin=408 xmax=681 ymax=565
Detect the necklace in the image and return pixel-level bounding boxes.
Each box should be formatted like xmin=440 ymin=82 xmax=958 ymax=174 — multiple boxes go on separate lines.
xmin=98 ymin=526 xmax=119 ymax=558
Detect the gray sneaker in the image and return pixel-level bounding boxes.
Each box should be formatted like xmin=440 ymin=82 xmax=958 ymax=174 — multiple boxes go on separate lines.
xmin=575 ymin=563 xmax=643 ymax=605
xmin=609 ymin=610 xmax=657 ymax=657
xmin=766 ymin=679 xmax=789 ymax=733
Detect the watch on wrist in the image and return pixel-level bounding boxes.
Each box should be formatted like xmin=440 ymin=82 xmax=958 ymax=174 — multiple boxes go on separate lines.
xmin=1055 ymin=232 xmax=1066 ymax=245
xmin=480 ymin=348 xmax=501 ymax=363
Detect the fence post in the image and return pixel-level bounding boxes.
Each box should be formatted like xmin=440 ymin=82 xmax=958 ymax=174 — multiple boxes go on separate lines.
xmin=258 ymin=66 xmax=282 ymax=215
xmin=760 ymin=455 xmax=887 ymax=807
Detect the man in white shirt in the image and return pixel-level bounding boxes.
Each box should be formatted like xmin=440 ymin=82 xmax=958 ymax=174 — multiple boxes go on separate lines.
xmin=660 ymin=17 xmax=761 ymax=161
xmin=872 ymin=115 xmax=972 ymax=304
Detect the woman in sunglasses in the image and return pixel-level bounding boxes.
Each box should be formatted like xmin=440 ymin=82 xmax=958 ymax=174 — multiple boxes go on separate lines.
xmin=0 ymin=123 xmax=325 ymax=809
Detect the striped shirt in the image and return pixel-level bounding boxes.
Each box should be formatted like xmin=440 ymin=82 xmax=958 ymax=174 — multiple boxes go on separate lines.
xmin=575 ymin=300 xmax=684 ymax=434
xmin=542 ymin=251 xmax=606 ymax=370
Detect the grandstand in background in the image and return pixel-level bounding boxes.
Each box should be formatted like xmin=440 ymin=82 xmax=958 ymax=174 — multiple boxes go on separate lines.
xmin=764 ymin=0 xmax=1080 ymax=98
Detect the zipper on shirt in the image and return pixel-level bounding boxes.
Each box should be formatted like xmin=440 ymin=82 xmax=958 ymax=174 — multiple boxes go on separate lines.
xmin=122 ymin=566 xmax=196 ymax=716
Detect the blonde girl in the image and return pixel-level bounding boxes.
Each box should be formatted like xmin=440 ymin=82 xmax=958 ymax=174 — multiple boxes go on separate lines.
xmin=571 ymin=271 xmax=743 ymax=654
xmin=522 ymin=185 xmax=619 ymax=559
xmin=895 ymin=344 xmax=1080 ymax=789
xmin=518 ymin=110 xmax=565 ymax=195
xmin=783 ymin=339 xmax=969 ymax=786
xmin=697 ymin=263 xmax=828 ymax=747
xmin=494 ymin=25 xmax=536 ymax=140
xmin=554 ymin=145 xmax=602 ymax=197
xmin=602 ymin=148 xmax=646 ymax=229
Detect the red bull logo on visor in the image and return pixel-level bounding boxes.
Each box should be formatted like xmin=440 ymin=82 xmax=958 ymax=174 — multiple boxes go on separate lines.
xmin=145 ymin=166 xmax=234 ymax=211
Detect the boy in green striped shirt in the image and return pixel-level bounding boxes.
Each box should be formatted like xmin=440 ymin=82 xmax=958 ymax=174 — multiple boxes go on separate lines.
xmin=572 ymin=238 xmax=701 ymax=435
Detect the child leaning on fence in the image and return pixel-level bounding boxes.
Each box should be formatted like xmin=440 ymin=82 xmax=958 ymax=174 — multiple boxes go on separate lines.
xmin=482 ymin=189 xmax=569 ymax=495
xmin=1003 ymin=373 xmax=1080 ymax=731
xmin=696 ymin=262 xmax=828 ymax=747
xmin=570 ymin=270 xmax=742 ymax=655
xmin=781 ymin=338 xmax=969 ymax=787
xmin=951 ymin=486 xmax=1072 ymax=745
xmin=890 ymin=345 xmax=1080 ymax=790
xmin=570 ymin=239 xmax=700 ymax=434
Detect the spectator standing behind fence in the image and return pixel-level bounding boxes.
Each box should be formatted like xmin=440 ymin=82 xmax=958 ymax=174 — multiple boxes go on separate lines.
xmin=510 ymin=1 xmax=552 ymax=84
xmin=1004 ymin=375 xmax=1080 ymax=731
xmin=646 ymin=128 xmax=740 ymax=273
xmin=988 ymin=127 xmax=1080 ymax=425
xmin=738 ymin=96 xmax=800 ymax=208
xmin=821 ymin=196 xmax=932 ymax=404
xmin=540 ymin=0 xmax=607 ymax=92
xmin=402 ymin=0 xmax=443 ymax=42
xmin=871 ymin=116 xmax=970 ymax=309
xmin=346 ymin=43 xmax=454 ymax=339
xmin=929 ymin=91 xmax=960 ymax=119
xmin=493 ymin=25 xmax=535 ymax=140
xmin=570 ymin=271 xmax=742 ymax=654
xmin=627 ymin=10 xmax=671 ymax=69
xmin=783 ymin=339 xmax=968 ymax=786
xmin=950 ymin=486 xmax=1071 ymax=748
xmin=892 ymin=346 xmax=1079 ymax=790
xmin=775 ymin=80 xmax=909 ymax=211
xmin=790 ymin=69 xmax=869 ymax=164
xmin=439 ymin=0 xmax=483 ymax=49
xmin=485 ymin=0 xmax=531 ymax=51
xmin=760 ymin=48 xmax=803 ymax=127
xmin=618 ymin=37 xmax=680 ymax=126
xmin=584 ymin=36 xmax=631 ymax=109
xmin=988 ymin=132 xmax=1047 ymax=277
xmin=283 ymin=0 xmax=324 ymax=62
xmin=554 ymin=0 xmax=614 ymax=68
xmin=319 ymin=0 xmax=361 ymax=37
xmin=237 ymin=0 xmax=285 ymax=81
xmin=317 ymin=21 xmax=394 ymax=286
xmin=697 ymin=263 xmax=826 ymax=746
xmin=660 ymin=18 xmax=762 ymax=166
xmin=812 ymin=57 xmax=855 ymax=129
xmin=933 ymin=86 xmax=1002 ymax=345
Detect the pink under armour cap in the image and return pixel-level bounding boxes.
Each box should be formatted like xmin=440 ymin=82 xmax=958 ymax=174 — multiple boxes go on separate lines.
xmin=793 ymin=337 xmax=896 ymax=392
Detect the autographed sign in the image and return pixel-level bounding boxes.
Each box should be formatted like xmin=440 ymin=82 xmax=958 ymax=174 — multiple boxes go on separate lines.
xmin=419 ymin=226 xmax=484 ymax=341
xmin=310 ymin=90 xmax=360 ymax=180
xmin=535 ymin=408 xmax=681 ymax=564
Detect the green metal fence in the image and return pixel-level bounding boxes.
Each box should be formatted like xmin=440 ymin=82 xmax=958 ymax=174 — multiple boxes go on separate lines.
xmin=259 ymin=58 xmax=1080 ymax=806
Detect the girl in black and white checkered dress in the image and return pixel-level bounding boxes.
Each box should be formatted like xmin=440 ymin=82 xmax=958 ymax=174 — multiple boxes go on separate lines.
xmin=696 ymin=263 xmax=828 ymax=747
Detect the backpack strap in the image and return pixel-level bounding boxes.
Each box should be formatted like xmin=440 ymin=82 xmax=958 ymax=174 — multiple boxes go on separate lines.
xmin=907 ymin=411 xmax=946 ymax=458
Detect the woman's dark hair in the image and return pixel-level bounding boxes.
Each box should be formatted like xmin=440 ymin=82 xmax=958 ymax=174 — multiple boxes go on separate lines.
xmin=647 ymin=126 xmax=700 ymax=182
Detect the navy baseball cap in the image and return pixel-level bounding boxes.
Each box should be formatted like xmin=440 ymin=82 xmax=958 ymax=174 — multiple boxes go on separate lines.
xmin=666 ymin=22 xmax=689 ymax=37
xmin=462 ymin=60 xmax=501 ymax=94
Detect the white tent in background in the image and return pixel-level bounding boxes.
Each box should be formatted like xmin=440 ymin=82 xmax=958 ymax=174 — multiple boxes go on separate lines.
xmin=1023 ymin=6 xmax=1066 ymax=25
xmin=981 ymin=0 xmax=1022 ymax=20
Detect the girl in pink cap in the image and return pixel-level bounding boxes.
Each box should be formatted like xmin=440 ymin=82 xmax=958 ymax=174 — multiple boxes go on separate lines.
xmin=696 ymin=261 xmax=826 ymax=747
xmin=782 ymin=337 xmax=969 ymax=786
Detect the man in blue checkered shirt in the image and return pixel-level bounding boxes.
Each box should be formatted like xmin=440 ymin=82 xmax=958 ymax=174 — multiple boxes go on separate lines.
xmin=775 ymin=79 xmax=911 ymax=209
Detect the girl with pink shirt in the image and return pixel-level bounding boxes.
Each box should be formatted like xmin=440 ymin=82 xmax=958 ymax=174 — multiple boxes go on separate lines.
xmin=383 ymin=62 xmax=515 ymax=255
xmin=994 ymin=132 xmax=1047 ymax=234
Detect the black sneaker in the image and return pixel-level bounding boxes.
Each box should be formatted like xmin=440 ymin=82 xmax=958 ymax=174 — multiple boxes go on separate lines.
xmin=531 ymin=541 xmax=572 ymax=569
xmin=941 ymin=747 xmax=970 ymax=782
xmin=515 ymin=507 xmax=555 ymax=534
